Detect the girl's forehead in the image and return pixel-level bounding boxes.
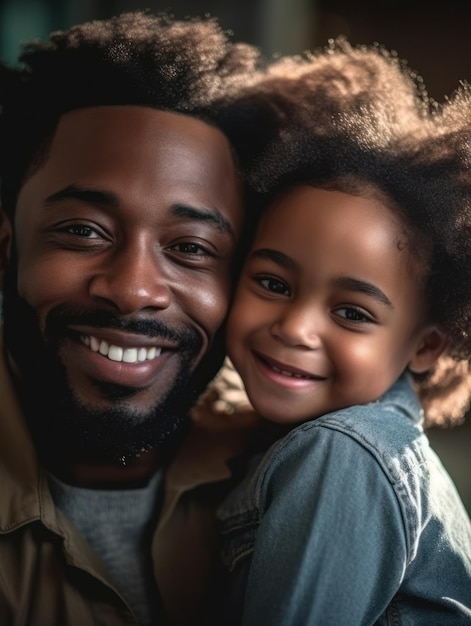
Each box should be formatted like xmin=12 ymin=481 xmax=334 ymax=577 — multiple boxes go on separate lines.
xmin=258 ymin=185 xmax=400 ymax=234
xmin=253 ymin=184 xmax=429 ymax=286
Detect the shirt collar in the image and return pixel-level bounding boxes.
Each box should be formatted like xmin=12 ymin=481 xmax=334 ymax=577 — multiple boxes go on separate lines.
xmin=0 ymin=333 xmax=45 ymax=531
xmin=0 ymin=333 xmax=260 ymax=533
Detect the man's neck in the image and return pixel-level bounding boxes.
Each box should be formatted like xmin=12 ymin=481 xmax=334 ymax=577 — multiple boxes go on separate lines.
xmin=47 ymin=448 xmax=163 ymax=489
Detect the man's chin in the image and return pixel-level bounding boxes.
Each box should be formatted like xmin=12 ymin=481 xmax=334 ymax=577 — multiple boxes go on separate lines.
xmin=29 ymin=367 xmax=199 ymax=465
xmin=48 ymin=404 xmax=188 ymax=465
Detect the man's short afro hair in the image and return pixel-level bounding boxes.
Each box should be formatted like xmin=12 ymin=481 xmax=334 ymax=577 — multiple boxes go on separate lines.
xmin=0 ymin=10 xmax=262 ymax=212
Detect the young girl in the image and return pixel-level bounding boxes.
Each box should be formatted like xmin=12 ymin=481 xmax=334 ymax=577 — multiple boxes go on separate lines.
xmin=212 ymin=39 xmax=471 ymax=625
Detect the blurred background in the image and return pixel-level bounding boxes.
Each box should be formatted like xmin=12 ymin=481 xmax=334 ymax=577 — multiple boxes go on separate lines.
xmin=1 ymin=0 xmax=470 ymax=101
xmin=1 ymin=0 xmax=470 ymax=515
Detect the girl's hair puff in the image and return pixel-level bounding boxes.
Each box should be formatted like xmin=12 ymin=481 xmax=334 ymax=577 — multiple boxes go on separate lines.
xmin=245 ymin=39 xmax=471 ymax=426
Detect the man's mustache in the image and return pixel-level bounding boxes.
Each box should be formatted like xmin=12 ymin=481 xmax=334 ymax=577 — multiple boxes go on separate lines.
xmin=44 ymin=306 xmax=195 ymax=345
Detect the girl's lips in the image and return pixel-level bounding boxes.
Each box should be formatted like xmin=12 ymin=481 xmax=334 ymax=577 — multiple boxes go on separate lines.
xmin=250 ymin=350 xmax=327 ymax=391
xmin=255 ymin=351 xmax=323 ymax=380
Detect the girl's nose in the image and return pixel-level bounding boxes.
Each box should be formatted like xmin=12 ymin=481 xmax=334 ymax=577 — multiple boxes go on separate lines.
xmin=270 ymin=304 xmax=322 ymax=350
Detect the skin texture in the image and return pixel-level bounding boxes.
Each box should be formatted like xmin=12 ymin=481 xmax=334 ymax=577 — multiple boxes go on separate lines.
xmin=1 ymin=105 xmax=243 ymax=482
xmin=227 ymin=185 xmax=446 ymax=425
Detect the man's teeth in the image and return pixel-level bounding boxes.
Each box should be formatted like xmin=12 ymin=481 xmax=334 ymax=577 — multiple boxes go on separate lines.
xmin=82 ymin=335 xmax=162 ymax=363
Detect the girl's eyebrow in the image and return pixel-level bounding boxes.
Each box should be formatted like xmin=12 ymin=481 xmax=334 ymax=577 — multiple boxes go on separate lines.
xmin=250 ymin=248 xmax=393 ymax=307
xmin=250 ymin=248 xmax=294 ymax=269
xmin=334 ymin=276 xmax=393 ymax=308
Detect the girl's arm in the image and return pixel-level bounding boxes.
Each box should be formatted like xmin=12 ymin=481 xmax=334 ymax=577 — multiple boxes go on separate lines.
xmin=242 ymin=426 xmax=407 ymax=626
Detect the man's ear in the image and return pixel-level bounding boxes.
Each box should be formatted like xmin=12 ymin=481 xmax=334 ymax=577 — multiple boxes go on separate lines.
xmin=408 ymin=325 xmax=449 ymax=374
xmin=0 ymin=209 xmax=12 ymax=288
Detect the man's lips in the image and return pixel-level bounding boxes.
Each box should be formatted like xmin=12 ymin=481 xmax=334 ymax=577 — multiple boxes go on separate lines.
xmin=68 ymin=324 xmax=178 ymax=366
xmin=81 ymin=334 xmax=162 ymax=364
xmin=63 ymin=326 xmax=181 ymax=389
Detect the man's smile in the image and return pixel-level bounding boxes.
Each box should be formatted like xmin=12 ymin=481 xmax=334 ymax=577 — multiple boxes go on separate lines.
xmin=60 ymin=324 xmax=187 ymax=390
xmin=81 ymin=334 xmax=163 ymax=363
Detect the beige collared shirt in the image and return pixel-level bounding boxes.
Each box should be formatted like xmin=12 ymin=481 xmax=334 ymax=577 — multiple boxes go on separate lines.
xmin=0 ymin=338 xmax=257 ymax=625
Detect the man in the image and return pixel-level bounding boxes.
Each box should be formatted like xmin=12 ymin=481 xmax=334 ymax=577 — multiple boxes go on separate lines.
xmin=0 ymin=11 xmax=262 ymax=625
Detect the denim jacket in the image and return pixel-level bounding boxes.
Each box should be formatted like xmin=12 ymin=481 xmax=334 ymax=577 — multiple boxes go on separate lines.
xmin=216 ymin=374 xmax=471 ymax=625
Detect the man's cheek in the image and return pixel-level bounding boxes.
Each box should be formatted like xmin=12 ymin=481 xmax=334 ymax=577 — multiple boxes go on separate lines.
xmin=193 ymin=282 xmax=230 ymax=330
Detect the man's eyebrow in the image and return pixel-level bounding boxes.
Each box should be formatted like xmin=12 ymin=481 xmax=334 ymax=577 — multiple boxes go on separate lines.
xmin=44 ymin=187 xmax=236 ymax=238
xmin=45 ymin=185 xmax=119 ymax=208
xmin=250 ymin=248 xmax=294 ymax=269
xmin=334 ymin=276 xmax=393 ymax=308
xmin=170 ymin=204 xmax=235 ymax=239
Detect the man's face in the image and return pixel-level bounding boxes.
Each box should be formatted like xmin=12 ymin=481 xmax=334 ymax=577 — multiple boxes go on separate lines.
xmin=3 ymin=106 xmax=243 ymax=460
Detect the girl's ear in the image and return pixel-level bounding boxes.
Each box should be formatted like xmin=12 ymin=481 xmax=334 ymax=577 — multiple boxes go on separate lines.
xmin=0 ymin=210 xmax=12 ymax=288
xmin=408 ymin=325 xmax=449 ymax=374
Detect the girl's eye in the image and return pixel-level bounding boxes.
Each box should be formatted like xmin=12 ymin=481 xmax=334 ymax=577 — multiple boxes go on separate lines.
xmin=258 ymin=276 xmax=291 ymax=296
xmin=334 ymin=307 xmax=373 ymax=323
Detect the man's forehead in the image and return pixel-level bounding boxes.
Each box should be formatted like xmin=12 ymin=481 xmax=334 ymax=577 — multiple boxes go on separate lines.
xmin=47 ymin=106 xmax=234 ymax=174
xmin=16 ymin=104 xmax=244 ymax=234
xmin=58 ymin=105 xmax=228 ymax=144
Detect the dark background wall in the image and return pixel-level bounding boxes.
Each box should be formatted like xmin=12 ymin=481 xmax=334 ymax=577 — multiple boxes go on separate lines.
xmin=1 ymin=0 xmax=470 ymax=514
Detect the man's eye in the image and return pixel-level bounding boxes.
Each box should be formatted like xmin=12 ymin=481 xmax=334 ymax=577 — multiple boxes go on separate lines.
xmin=63 ymin=224 xmax=99 ymax=238
xmin=173 ymin=242 xmax=208 ymax=255
xmin=258 ymin=276 xmax=290 ymax=296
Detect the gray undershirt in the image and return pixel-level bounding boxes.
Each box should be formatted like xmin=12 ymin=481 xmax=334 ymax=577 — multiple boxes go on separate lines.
xmin=48 ymin=469 xmax=164 ymax=625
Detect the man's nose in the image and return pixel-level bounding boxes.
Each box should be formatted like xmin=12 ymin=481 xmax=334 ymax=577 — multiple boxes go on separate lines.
xmin=88 ymin=240 xmax=171 ymax=314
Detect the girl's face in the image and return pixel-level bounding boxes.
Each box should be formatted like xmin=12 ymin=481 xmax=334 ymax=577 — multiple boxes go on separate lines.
xmin=227 ymin=185 xmax=445 ymax=424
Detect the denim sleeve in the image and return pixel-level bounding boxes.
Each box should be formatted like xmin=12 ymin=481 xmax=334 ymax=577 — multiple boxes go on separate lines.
xmin=241 ymin=425 xmax=407 ymax=626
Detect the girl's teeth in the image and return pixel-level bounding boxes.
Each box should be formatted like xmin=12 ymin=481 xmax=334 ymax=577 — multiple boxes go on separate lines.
xmin=271 ymin=364 xmax=310 ymax=379
xmin=83 ymin=335 xmax=162 ymax=363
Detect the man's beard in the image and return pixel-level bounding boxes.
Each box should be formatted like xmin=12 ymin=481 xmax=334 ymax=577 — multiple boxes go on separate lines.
xmin=2 ymin=263 xmax=224 ymax=465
